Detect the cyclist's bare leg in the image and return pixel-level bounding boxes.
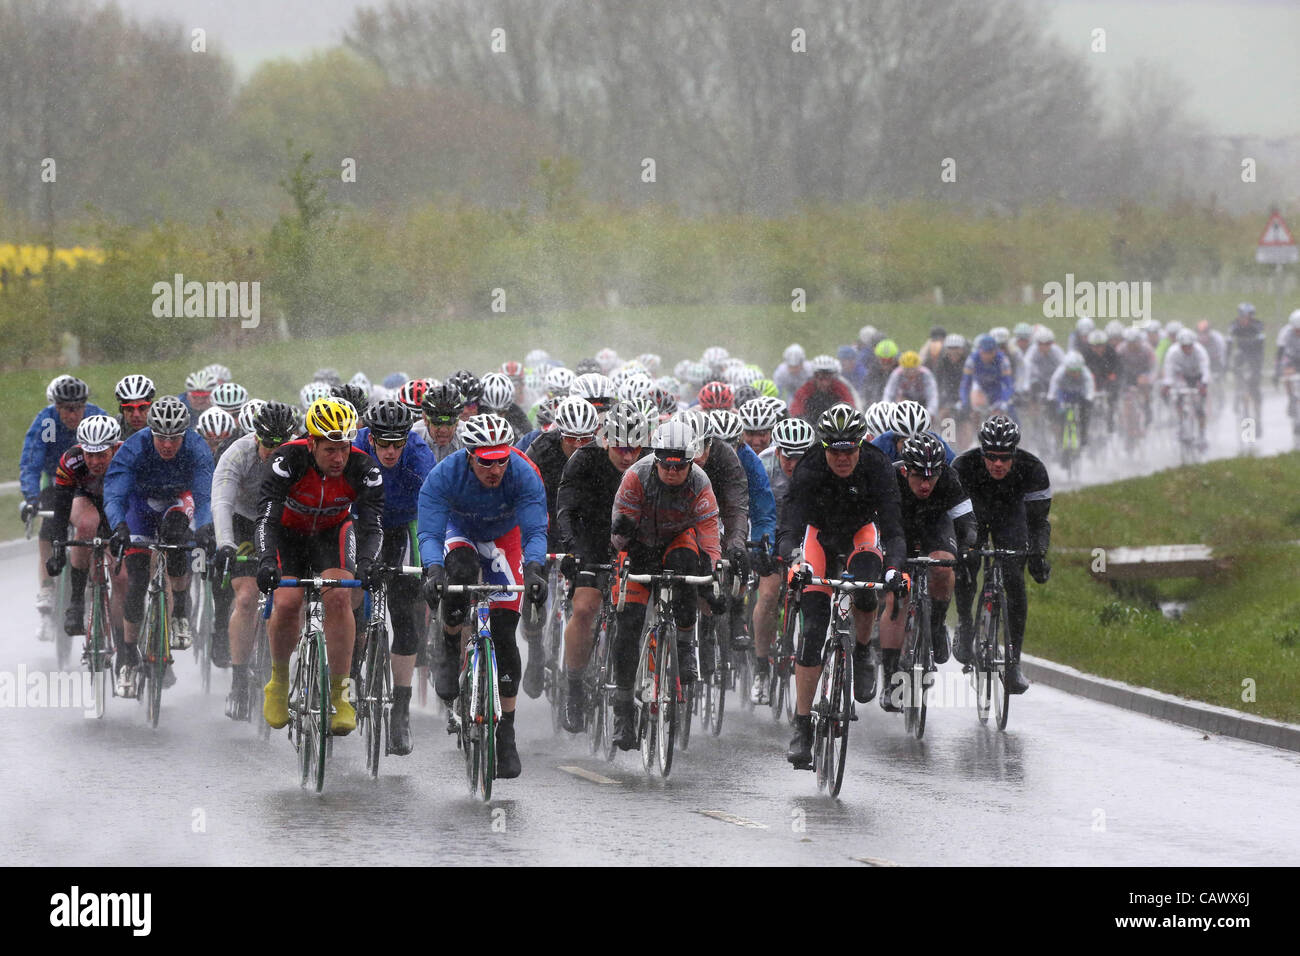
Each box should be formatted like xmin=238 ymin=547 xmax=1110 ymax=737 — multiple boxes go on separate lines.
xmin=563 ymin=586 xmax=600 ymax=672
xmin=853 ymin=606 xmax=876 ymax=648
xmin=753 ymin=573 xmax=779 ymax=658
xmin=876 ymin=595 xmax=904 ymax=649
xmin=321 ymin=568 xmax=356 ymax=679
xmin=391 ymin=653 xmax=415 ymax=686
xmin=228 ymin=577 xmax=258 ymax=666
xmin=267 ymin=588 xmax=304 ymax=662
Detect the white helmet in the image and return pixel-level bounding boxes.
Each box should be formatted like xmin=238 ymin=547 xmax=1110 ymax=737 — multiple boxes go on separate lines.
xmin=76 ymin=415 xmax=121 ymax=453
xmin=211 ymin=381 xmax=249 ymax=411
xmin=1104 ymin=320 xmax=1125 ymax=339
xmin=1288 ymin=309 xmax=1300 ymax=329
xmin=570 ymin=373 xmax=617 ymax=408
xmin=114 ymin=374 xmax=156 ymax=403
xmin=809 ymin=354 xmax=838 ymax=373
xmin=636 ymin=353 xmax=662 ymax=374
xmin=479 ymin=372 xmax=515 ymax=411
xmin=552 ymin=396 xmax=599 ymax=437
xmin=651 ymin=419 xmax=701 ymax=461
xmin=708 ymin=408 xmax=743 ymax=443
xmin=771 ymin=417 xmax=817 ymax=454
xmin=858 ymin=325 xmax=878 ymax=345
xmin=1121 ymin=327 xmax=1141 ymax=343
xmin=238 ymin=398 xmax=267 ymax=434
xmin=196 ymin=406 xmax=237 ymax=440
xmin=891 ymin=400 xmax=931 ymax=439
xmin=1075 ymin=316 xmax=1095 ymax=335
xmin=457 ymin=413 xmax=515 ymax=449
xmin=737 ymin=396 xmax=787 ymax=431
xmin=1164 ymin=321 xmax=1183 ymax=337
xmin=1033 ymin=327 xmax=1056 ymax=344
xmin=944 ymin=333 xmax=969 ymax=349
xmin=1087 ymin=329 xmax=1107 ymax=346
xmin=202 ymin=363 xmax=232 ymax=384
xmin=349 ymin=372 xmax=371 ymax=392
xmin=990 ymin=326 xmax=1011 ymax=345
xmin=545 ymin=366 xmax=576 ymax=395
xmin=300 ymin=381 xmax=332 ymax=409
xmin=618 ymin=374 xmax=655 ymax=402
xmin=655 ymin=376 xmax=682 ymax=399
xmin=671 ymin=408 xmax=712 ymax=443
xmin=524 ymin=349 xmax=552 ymax=368
xmin=783 ymin=343 xmax=806 ymax=365
xmin=594 ymin=348 xmax=620 ymax=373
xmin=864 ymin=402 xmax=895 ymax=437
xmin=702 ymin=346 xmax=729 ymax=368
xmin=185 ymin=369 xmax=218 ymax=392
xmin=1176 ymin=329 xmax=1197 ymax=346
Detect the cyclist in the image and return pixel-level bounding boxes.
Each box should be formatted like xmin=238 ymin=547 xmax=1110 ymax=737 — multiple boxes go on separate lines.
xmin=480 ymin=371 xmax=533 ymax=437
xmin=837 ymin=345 xmax=869 ymax=395
xmin=1161 ymin=329 xmax=1211 ymax=448
xmin=777 ymin=404 xmax=906 ymax=768
xmin=180 ymin=369 xmax=217 ymax=414
xmin=607 ymin=419 xmax=721 ymax=750
xmin=212 ymin=382 xmax=249 ymax=419
xmin=418 ymin=384 xmax=467 ymax=461
xmin=554 ymin=402 xmax=653 ymax=731
xmin=919 ymin=326 xmax=948 ymax=370
xmin=854 ymin=325 xmax=885 ymax=365
xmin=1047 ymin=352 xmax=1096 ymax=447
xmin=330 ymin=382 xmax=369 ymax=418
xmin=959 ymin=334 xmax=1016 ymax=421
xmin=1272 ymin=310 xmax=1300 ymax=392
xmin=934 ymin=334 xmax=970 ymax=412
xmin=45 ymin=415 xmax=127 ymax=645
xmin=445 ymin=370 xmax=483 ymax=420
xmin=196 ymin=407 xmax=237 ymax=457
xmin=203 ymin=363 xmax=233 ymax=385
xmin=695 ymin=381 xmax=735 ymax=412
xmin=1082 ymin=329 xmax=1121 ymax=433
xmin=1023 ymin=327 xmax=1065 ymax=401
xmin=1067 ymin=315 xmax=1095 ymax=355
xmin=1117 ymin=326 xmax=1158 ymax=428
xmin=861 ymin=338 xmax=900 ymax=405
xmin=568 ymin=372 xmax=618 ymax=415
xmin=256 ymin=398 xmax=384 ymax=736
xmin=951 ymin=417 xmax=1051 ymax=695
xmin=791 ymin=355 xmax=856 ymax=424
xmin=211 ymin=401 xmax=296 ymax=710
xmin=870 ymin=400 xmax=956 ymax=464
xmin=20 ymin=376 xmax=106 ymax=629
xmin=104 ymin=397 xmax=215 ymax=695
xmin=1225 ymin=303 xmax=1265 ymax=427
xmin=882 ymin=353 xmax=940 ymax=421
xmin=354 ymin=399 xmax=436 ymax=754
xmin=737 ymin=396 xmax=786 ymax=455
xmin=114 ymin=374 xmax=155 ymax=440
xmin=418 ymin=414 xmax=548 ymax=779
xmin=515 ymin=395 xmax=557 ymax=453
xmin=773 ymin=343 xmax=811 ymax=402
xmin=1196 ymin=320 xmax=1228 ymax=381
xmin=517 ymin=395 xmax=600 ymax=698
xmin=877 ymin=434 xmax=976 ymax=710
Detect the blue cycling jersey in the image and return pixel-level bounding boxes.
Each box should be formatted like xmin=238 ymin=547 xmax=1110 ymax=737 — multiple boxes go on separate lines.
xmin=357 ymin=426 xmax=437 ymax=527
xmin=871 ymin=430 xmax=957 ymax=464
xmin=960 ymin=352 xmax=1014 ymax=406
xmin=514 ymin=427 xmax=543 ymax=454
xmin=416 ymin=447 xmax=548 ymax=568
xmin=19 ymin=403 xmax=108 ymax=498
xmin=735 ymin=442 xmax=777 ymax=548
xmin=103 ymin=427 xmax=214 ymax=529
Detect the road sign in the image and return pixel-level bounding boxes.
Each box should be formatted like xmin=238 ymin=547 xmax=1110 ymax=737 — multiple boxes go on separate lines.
xmin=1256 ymin=211 xmax=1298 ymax=265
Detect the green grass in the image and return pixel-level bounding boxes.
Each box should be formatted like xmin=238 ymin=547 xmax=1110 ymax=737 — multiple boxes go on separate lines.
xmin=0 ymin=490 xmax=26 ymax=541
xmin=1037 ymin=453 xmax=1300 ymax=723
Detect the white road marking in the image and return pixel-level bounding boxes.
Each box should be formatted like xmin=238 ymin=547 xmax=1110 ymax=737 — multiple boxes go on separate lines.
xmin=852 ymin=855 xmax=902 ymax=867
xmin=696 ymin=809 xmax=769 ymax=829
xmin=558 ymin=765 xmax=620 ymax=785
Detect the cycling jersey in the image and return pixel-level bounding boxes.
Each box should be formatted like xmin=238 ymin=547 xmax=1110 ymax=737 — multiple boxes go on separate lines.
xmin=1162 ymin=343 xmax=1211 ymax=387
xmin=610 ymin=457 xmax=721 ymax=564
xmin=49 ymin=441 xmax=122 ymax=532
xmin=556 ymin=445 xmax=631 ymax=562
xmin=356 ymin=426 xmax=437 ymax=528
xmin=1226 ymin=318 xmax=1265 ymax=369
xmin=1199 ymin=330 xmax=1227 ymax=374
xmin=859 ymin=362 xmax=894 ymax=405
xmin=103 ymin=427 xmax=214 ymax=530
xmin=520 ymin=429 xmax=569 ymax=551
xmin=790 ymin=377 xmax=856 ymax=424
xmin=211 ymin=433 xmax=265 ymax=549
xmin=1047 ymin=365 xmax=1096 ymax=404
xmin=932 ymin=353 xmax=967 ymax=406
xmin=1117 ymin=340 xmax=1157 ymax=386
xmin=416 ymin=447 xmax=547 ymax=568
xmin=1276 ymin=327 xmax=1300 ymax=370
xmin=496 ymin=403 xmax=532 ymax=439
xmin=960 ymin=352 xmax=1015 ymax=406
xmin=882 ymin=366 xmax=939 ymax=417
xmin=699 ymin=439 xmax=750 ymax=553
xmin=892 ymin=463 xmax=976 ymax=556
xmin=1082 ymin=345 xmax=1121 ymax=391
xmin=1023 ymin=345 xmax=1065 ymax=394
xmin=950 ymin=448 xmax=1052 ymax=556
xmin=758 ymin=446 xmax=791 ymax=526
xmin=870 ymin=430 xmax=956 ymax=465
xmin=255 ymin=438 xmax=383 ymax=568
xmin=514 ymin=427 xmax=544 ymax=454
xmin=734 ymin=441 xmax=777 ymax=550
xmin=19 ymin=401 xmax=108 ymax=499
xmin=773 ymin=362 xmax=811 ymax=401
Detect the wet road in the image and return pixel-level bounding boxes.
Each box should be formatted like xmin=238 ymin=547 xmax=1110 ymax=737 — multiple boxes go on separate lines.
xmin=3 ymin=392 xmax=1297 ymax=866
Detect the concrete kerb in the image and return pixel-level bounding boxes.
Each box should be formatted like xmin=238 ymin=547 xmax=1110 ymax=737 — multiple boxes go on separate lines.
xmin=1022 ymin=652 xmax=1300 ymax=753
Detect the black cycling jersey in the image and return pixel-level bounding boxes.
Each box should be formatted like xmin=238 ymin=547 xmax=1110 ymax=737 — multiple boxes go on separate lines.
xmin=499 ymin=403 xmax=533 ymax=441
xmin=892 ymin=463 xmax=977 ymax=556
xmin=777 ymin=443 xmax=905 ymax=569
xmin=699 ymin=439 xmax=749 ymax=553
xmin=951 ymin=447 xmax=1052 ymax=555
xmin=1226 ymin=317 xmax=1266 ymax=369
xmin=523 ymin=428 xmax=568 ymax=552
xmin=556 ymin=445 xmax=627 ymax=563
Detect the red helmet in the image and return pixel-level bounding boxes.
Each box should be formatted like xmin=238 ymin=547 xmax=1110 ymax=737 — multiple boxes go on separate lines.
xmin=501 ymin=360 xmax=525 ymax=381
xmin=696 ymin=381 xmax=734 ymax=411
xmin=396 ymin=379 xmax=429 ymax=409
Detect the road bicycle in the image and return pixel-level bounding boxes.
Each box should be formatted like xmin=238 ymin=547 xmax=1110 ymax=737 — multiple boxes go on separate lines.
xmin=543 ymin=553 xmax=571 ymax=735
xmin=133 ymin=541 xmax=196 ymax=728
xmin=27 ymin=506 xmax=71 ymax=656
xmin=698 ymin=557 xmax=745 ymax=738
xmin=59 ymin=535 xmax=117 ymax=718
xmin=1058 ymin=400 xmax=1082 ymax=480
xmin=768 ymin=560 xmax=797 ymax=724
xmin=894 ymin=555 xmax=957 ymax=739
xmin=963 ymin=548 xmax=1033 ymax=731
xmin=1170 ymin=386 xmax=1204 ymax=464
xmin=570 ymin=564 xmax=617 ymax=760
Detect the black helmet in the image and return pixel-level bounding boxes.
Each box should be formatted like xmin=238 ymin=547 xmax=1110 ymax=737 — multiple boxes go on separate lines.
xmin=533 ymin=396 xmax=556 ymax=428
xmin=364 ymin=399 xmax=414 ymax=441
xmin=446 ymin=370 xmax=482 ymax=404
xmin=253 ymin=401 xmax=296 ymax=445
xmin=978 ymin=415 xmax=1020 ymax=453
xmin=421 ymin=383 xmax=466 ymax=424
xmin=900 ymin=434 xmax=946 ymax=477
xmin=52 ymin=376 xmax=90 ymax=404
xmin=929 ymin=325 xmax=947 ymax=340
xmin=330 ymin=383 xmax=369 ymax=417
xmin=817 ymin=403 xmax=866 ymax=448
xmin=648 ymin=386 xmax=677 ymax=417
xmin=574 ymin=358 xmax=601 ymax=376
xmin=732 ymin=384 xmax=759 ymax=409
xmin=146 ymin=396 xmax=190 ymax=436
xmin=312 ymin=367 xmax=342 ymax=387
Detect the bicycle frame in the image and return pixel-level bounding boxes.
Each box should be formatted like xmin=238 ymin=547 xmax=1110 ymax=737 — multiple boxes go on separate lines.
xmin=136 ymin=541 xmax=194 ymax=728
xmin=64 ymin=537 xmax=117 ymax=718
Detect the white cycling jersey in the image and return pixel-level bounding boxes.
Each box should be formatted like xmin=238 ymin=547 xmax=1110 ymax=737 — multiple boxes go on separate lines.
xmin=1161 ymin=342 xmax=1211 ymax=387
xmin=882 ymin=366 xmax=938 ymax=418
xmin=1047 ymin=364 xmax=1096 ymax=403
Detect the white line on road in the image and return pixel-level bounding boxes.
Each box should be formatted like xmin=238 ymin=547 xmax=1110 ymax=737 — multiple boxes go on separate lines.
xmin=852 ymin=855 xmax=902 ymax=867
xmin=696 ymin=809 xmax=769 ymax=829
xmin=558 ymin=765 xmax=621 ymax=785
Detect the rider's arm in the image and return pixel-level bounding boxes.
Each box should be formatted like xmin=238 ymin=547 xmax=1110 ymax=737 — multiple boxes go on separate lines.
xmin=512 ymin=455 xmax=550 ymax=567
xmin=739 ymin=444 xmax=777 ymax=547
xmin=958 ymin=360 xmax=974 ymax=406
xmin=210 ymin=438 xmax=245 ymax=549
xmin=775 ymin=456 xmax=813 ymax=562
xmin=349 ymin=453 xmax=385 ymax=566
xmin=555 ymin=451 xmax=585 ymax=553
xmin=1082 ymin=369 xmax=1097 ymax=402
xmin=47 ymin=451 xmax=78 ymax=533
xmin=1022 ymin=456 xmax=1052 ymax=555
xmin=102 ymin=432 xmax=142 ymax=529
xmin=710 ymin=443 xmax=750 ymax=553
xmin=254 ymin=444 xmax=301 ymax=563
xmin=922 ymin=368 xmax=939 ymax=418
xmin=861 ymin=445 xmax=906 ymax=570
xmin=415 ymin=459 xmax=453 ymax=568
xmin=610 ymin=465 xmax=646 ymax=552
xmin=185 ymin=431 xmax=216 ymax=530
xmin=998 ymin=356 xmax=1015 ymax=403
xmin=18 ymin=408 xmax=52 ymax=499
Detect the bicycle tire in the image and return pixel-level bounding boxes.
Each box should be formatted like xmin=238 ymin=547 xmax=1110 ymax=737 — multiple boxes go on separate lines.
xmin=88 ymin=580 xmax=110 ymax=719
xmin=198 ymin=580 xmax=213 ymax=695
xmin=363 ymin=623 xmax=385 ymax=777
xmin=252 ymin=614 xmax=272 ymax=737
xmin=812 ymin=640 xmax=834 ymax=792
xmin=637 ymin=626 xmax=657 ymax=773
xmin=588 ymin=612 xmax=610 ymax=755
xmin=831 ymin=638 xmax=851 ymax=798
xmin=291 ymin=650 xmax=309 ymax=785
xmin=995 ymin=599 xmax=1011 ymax=731
xmin=736 ymin=644 xmax=753 ymax=714
xmin=312 ymin=630 xmax=329 ymax=792
xmin=915 ymin=594 xmax=932 ymax=741
xmin=480 ymin=639 xmax=496 ymax=802
xmin=901 ymin=602 xmax=920 ymax=734
xmin=461 ymin=659 xmax=477 ymax=794
xmin=973 ymin=605 xmax=993 ymax=725
xmin=656 ymin=627 xmax=676 ymax=778
xmin=144 ymin=591 xmax=166 ymax=728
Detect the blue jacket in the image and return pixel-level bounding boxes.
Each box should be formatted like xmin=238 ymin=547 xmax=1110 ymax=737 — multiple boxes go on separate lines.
xmin=514 ymin=428 xmax=543 ymax=454
xmin=736 ymin=443 xmax=777 ymax=549
xmin=871 ymin=430 xmax=957 ymax=465
xmin=960 ymin=352 xmax=1015 ymax=406
xmin=103 ymin=427 xmax=214 ymax=529
xmin=417 ymin=447 xmax=548 ymax=568
xmin=357 ymin=427 xmax=438 ymax=528
xmin=20 ymin=403 xmax=108 ymax=498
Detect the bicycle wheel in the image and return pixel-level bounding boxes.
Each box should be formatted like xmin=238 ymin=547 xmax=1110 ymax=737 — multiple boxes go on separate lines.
xmin=460 ymin=657 xmax=478 ymax=793
xmin=636 ymin=626 xmax=657 ymax=773
xmin=362 ymin=623 xmax=388 ymax=777
xmin=994 ymin=599 xmax=1012 ymax=731
xmin=830 ymin=638 xmax=852 ymax=798
xmin=812 ymin=638 xmax=835 ymax=792
xmin=973 ymin=605 xmax=993 ymax=725
xmin=901 ymin=603 xmax=920 ymax=734
xmin=293 ymin=646 xmax=311 ymax=787
xmin=710 ymin=622 xmax=729 ymax=735
xmin=914 ymin=597 xmax=932 ymax=741
xmin=197 ymin=580 xmax=213 ymax=695
xmin=252 ymin=615 xmax=272 ymax=737
xmin=736 ymin=644 xmax=753 ymax=714
xmin=303 ymin=630 xmax=329 ymax=792
xmin=656 ymin=627 xmax=677 ymax=778
xmin=87 ymin=583 xmax=111 ymax=719
xmin=479 ymin=640 xmax=496 ymax=802
xmin=143 ymin=593 xmax=166 ymax=728
xmin=588 ymin=613 xmax=610 ymax=756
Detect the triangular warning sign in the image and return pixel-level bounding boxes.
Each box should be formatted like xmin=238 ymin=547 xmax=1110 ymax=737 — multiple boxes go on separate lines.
xmin=1258 ymin=212 xmax=1295 ymax=247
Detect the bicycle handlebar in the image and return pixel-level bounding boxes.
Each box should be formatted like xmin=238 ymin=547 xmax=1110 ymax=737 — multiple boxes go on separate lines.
xmin=806 ymin=576 xmax=885 ymax=590
xmin=261 ymin=576 xmax=362 ymax=618
xmin=443 ymin=584 xmax=527 ymax=594
xmin=904 ymin=556 xmax=959 ymax=568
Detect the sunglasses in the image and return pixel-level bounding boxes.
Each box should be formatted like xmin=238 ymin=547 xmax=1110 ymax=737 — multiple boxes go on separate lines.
xmin=655 ymin=458 xmax=691 ymax=472
xmin=259 ymin=437 xmax=286 ymax=448
xmin=154 ymin=433 xmax=184 ymax=444
xmin=372 ymin=437 xmax=407 ymax=450
xmin=120 ymin=401 xmax=151 ymax=411
xmin=983 ymin=452 xmax=1014 ymax=462
xmin=317 ymin=429 xmax=357 ymax=443
xmin=823 ymin=443 xmax=859 ymax=455
xmin=57 ymin=402 xmax=86 ymax=412
xmin=473 ymin=456 xmax=509 ymax=469
xmin=610 ymin=446 xmax=642 ymax=455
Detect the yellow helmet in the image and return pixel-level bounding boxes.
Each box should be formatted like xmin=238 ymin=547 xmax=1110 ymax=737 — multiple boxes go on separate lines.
xmin=305 ymin=398 xmax=358 ymax=441
xmin=900 ymin=350 xmax=921 ymax=369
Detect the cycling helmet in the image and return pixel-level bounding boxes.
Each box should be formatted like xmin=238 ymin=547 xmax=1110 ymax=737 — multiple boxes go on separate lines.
xmin=944 ymin=333 xmax=968 ymax=349
xmin=147 ymin=396 xmax=191 ymax=436
xmin=979 ymin=415 xmax=1020 ymax=452
xmin=702 ymin=346 xmax=729 ymax=368
xmin=651 ymin=419 xmax=701 ymax=463
xmin=672 ymin=408 xmax=713 ymax=446
xmin=300 ymin=381 xmax=332 ymax=409
xmin=480 ymin=372 xmax=516 ymax=411
xmin=818 ymin=403 xmax=866 ymax=448
xmin=1033 ymin=327 xmax=1056 ymax=344
xmin=1144 ymin=319 xmax=1161 ymax=334
xmin=1087 ymin=329 xmax=1107 ymax=346
xmin=51 ymin=375 xmax=90 ymax=404
xmin=975 ymin=334 xmax=997 ymax=353
xmin=576 ymin=358 xmax=602 ymax=376
xmin=990 ymin=326 xmax=1011 ymax=345
xmin=602 ymin=401 xmax=652 ymax=448
xmin=656 ymin=375 xmax=683 ymax=398
xmin=186 ymin=369 xmax=218 ymax=393
xmin=252 ymin=401 xmax=296 ymax=444
xmin=396 ymin=378 xmax=430 ymax=410
xmin=211 ymin=381 xmax=249 ymax=411
xmin=330 ymin=383 xmax=369 ymax=416
xmin=732 ymin=385 xmax=760 ymax=409
xmin=115 ymin=374 xmax=156 ymax=403
xmin=697 ymin=381 xmax=734 ymax=410
xmin=238 ymin=398 xmax=267 ymax=435
xmin=753 ymin=377 xmax=779 ymax=398
xmin=628 ymin=395 xmax=660 ymax=422
xmin=899 ymin=350 xmax=921 ymax=369
xmin=458 ymin=414 xmax=515 ymax=457
xmin=1105 ymin=320 xmax=1125 ymax=339
xmin=873 ymin=339 xmax=899 ymax=360
xmin=532 ymin=396 xmax=556 ymax=428
xmin=859 ymin=325 xmax=879 ymax=346
xmin=312 ymin=367 xmax=342 ymax=387
xmin=545 ymin=366 xmax=576 ymax=396
xmin=648 ymin=386 xmax=677 ymax=418
xmin=501 ymin=360 xmax=525 ymax=381
xmin=683 ymin=361 xmax=710 ymax=385
xmin=202 ymin=363 xmax=232 ymax=384
xmin=446 ymin=370 xmax=483 ymax=404
xmin=891 ymin=400 xmax=931 ymax=439
xmin=1013 ymin=322 xmax=1035 ymax=339
xmin=1176 ymin=329 xmax=1197 ymax=346
xmin=197 ymin=406 xmax=237 ymax=440
xmin=382 ymin=372 xmax=410 ymax=390
xmin=772 ymin=417 xmax=817 ymax=455
xmin=1236 ymin=302 xmax=1255 ymax=318
xmin=46 ymin=375 xmax=72 ymax=403
xmin=552 ymin=396 xmax=600 ymax=438
xmin=1288 ymin=309 xmax=1300 ymax=328
xmin=738 ymin=396 xmax=786 ymax=431
xmin=1163 ymin=321 xmax=1183 ymax=337
xmin=421 ymin=384 xmax=466 ymax=424
xmin=636 ymin=353 xmax=662 ymax=375
xmin=612 ymin=362 xmax=648 ymax=385
xmin=595 ymin=348 xmax=621 ymax=374
xmin=709 ymin=408 xmax=743 ymax=443
xmin=783 ymin=343 xmax=806 ymax=365
xmin=524 ymin=349 xmax=552 ymax=368
xmin=809 ymin=354 xmax=839 ymax=374
xmin=618 ymin=374 xmax=655 ymax=403
xmin=76 ymin=415 xmax=121 ymax=453
xmin=1064 ymin=352 xmax=1086 ymax=372
xmin=305 ymin=398 xmax=359 ymax=441
xmin=349 ymin=372 xmax=371 ymax=393
xmin=1075 ymin=316 xmax=1095 ymax=336
xmin=1122 ymin=327 xmax=1142 ymax=343
xmin=863 ymin=402 xmax=895 ymax=438
xmin=901 ymin=434 xmax=946 ymax=477
xmin=364 ymin=399 xmax=414 ymax=440
xmin=569 ymin=373 xmax=617 ymax=410
xmin=732 ymin=365 xmax=763 ymax=388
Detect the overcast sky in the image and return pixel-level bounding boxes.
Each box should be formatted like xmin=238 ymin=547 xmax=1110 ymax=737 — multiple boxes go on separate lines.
xmin=111 ymin=0 xmax=1299 ymax=138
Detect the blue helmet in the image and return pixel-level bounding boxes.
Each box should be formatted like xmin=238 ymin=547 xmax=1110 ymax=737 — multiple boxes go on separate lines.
xmin=976 ymin=334 xmax=997 ymax=353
